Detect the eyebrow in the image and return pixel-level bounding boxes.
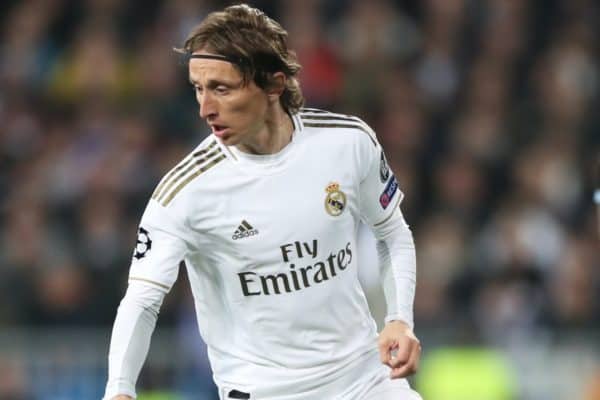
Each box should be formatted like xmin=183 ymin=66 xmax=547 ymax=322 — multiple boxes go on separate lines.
xmin=188 ymin=78 xmax=243 ymax=88
xmin=189 ymin=78 xmax=224 ymax=87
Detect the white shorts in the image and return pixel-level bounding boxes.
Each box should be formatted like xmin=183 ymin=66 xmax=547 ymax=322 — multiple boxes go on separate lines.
xmin=341 ymin=364 xmax=422 ymax=400
xmin=361 ymin=375 xmax=422 ymax=400
xmin=218 ymin=353 xmax=422 ymax=400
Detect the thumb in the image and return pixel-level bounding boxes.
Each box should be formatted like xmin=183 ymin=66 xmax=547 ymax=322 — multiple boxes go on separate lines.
xmin=378 ymin=336 xmax=395 ymax=365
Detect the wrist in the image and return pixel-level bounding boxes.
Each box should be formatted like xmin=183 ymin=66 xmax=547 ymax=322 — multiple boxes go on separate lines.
xmin=384 ymin=314 xmax=413 ymax=329
xmin=385 ymin=319 xmax=410 ymax=329
xmin=385 ymin=320 xmax=419 ymax=340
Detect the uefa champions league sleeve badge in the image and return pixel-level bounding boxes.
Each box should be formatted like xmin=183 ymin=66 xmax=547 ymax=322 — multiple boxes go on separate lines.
xmin=324 ymin=182 xmax=347 ymax=216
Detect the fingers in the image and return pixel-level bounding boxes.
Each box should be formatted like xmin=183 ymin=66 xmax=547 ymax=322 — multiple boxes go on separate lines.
xmin=377 ymin=336 xmax=394 ymax=365
xmin=388 ymin=335 xmax=412 ymax=368
xmin=380 ymin=335 xmax=413 ymax=368
xmin=389 ymin=339 xmax=421 ymax=379
xmin=378 ymin=323 xmax=422 ymax=379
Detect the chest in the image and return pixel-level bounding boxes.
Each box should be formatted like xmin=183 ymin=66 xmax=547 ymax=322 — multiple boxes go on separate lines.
xmin=188 ymin=154 xmax=359 ymax=270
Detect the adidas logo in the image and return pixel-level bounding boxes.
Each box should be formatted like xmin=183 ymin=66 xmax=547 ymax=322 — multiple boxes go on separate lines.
xmin=232 ymin=220 xmax=259 ymax=240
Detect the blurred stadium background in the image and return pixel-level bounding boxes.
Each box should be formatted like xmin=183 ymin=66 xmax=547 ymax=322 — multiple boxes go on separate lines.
xmin=0 ymin=0 xmax=598 ymax=399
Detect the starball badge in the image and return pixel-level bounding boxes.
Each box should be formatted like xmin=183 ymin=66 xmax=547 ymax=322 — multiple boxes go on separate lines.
xmin=133 ymin=226 xmax=152 ymax=260
xmin=380 ymin=150 xmax=390 ymax=182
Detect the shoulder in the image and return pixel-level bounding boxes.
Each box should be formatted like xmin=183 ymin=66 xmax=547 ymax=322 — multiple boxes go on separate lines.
xmin=298 ymin=107 xmax=378 ymax=148
xmin=150 ymin=135 xmax=227 ymax=207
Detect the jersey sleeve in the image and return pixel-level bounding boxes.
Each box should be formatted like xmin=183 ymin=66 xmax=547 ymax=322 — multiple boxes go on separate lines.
xmin=127 ymin=199 xmax=192 ymax=292
xmin=355 ymin=125 xmax=416 ymax=328
xmin=357 ymin=130 xmax=403 ymax=226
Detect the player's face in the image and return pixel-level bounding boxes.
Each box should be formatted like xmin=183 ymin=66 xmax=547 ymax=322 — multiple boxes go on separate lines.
xmin=189 ymin=54 xmax=270 ymax=148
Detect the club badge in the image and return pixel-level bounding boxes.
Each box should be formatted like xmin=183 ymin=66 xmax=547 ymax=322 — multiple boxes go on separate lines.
xmin=325 ymin=182 xmax=347 ymax=216
xmin=133 ymin=226 xmax=152 ymax=260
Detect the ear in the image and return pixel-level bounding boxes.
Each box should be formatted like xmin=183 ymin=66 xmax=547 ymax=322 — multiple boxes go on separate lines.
xmin=266 ymin=72 xmax=287 ymax=102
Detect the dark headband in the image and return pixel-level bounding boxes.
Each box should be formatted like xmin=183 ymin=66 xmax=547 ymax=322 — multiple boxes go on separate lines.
xmin=188 ymin=53 xmax=244 ymax=65
xmin=178 ymin=50 xmax=287 ymax=74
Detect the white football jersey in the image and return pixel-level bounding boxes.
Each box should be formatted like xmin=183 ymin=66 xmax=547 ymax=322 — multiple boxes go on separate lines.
xmin=128 ymin=108 xmax=405 ymax=399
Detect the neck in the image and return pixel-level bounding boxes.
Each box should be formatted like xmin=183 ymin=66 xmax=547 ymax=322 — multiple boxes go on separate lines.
xmin=236 ymin=106 xmax=294 ymax=155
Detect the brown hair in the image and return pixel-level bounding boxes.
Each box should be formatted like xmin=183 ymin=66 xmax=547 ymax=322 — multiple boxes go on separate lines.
xmin=178 ymin=4 xmax=304 ymax=114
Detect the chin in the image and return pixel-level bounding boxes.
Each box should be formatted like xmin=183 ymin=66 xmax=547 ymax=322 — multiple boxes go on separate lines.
xmin=217 ymin=135 xmax=238 ymax=146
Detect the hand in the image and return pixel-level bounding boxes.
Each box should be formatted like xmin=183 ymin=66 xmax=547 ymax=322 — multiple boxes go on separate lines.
xmin=377 ymin=320 xmax=421 ymax=379
xmin=111 ymin=396 xmax=133 ymax=400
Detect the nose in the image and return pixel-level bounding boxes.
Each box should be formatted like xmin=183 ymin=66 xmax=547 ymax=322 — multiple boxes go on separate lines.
xmin=198 ymin=91 xmax=217 ymax=120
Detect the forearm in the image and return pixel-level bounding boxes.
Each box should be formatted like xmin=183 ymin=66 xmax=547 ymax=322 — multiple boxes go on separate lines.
xmin=104 ymin=282 xmax=166 ymax=400
xmin=373 ymin=208 xmax=416 ymax=329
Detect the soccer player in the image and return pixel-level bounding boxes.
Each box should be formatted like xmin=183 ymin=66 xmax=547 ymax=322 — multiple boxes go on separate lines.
xmin=104 ymin=4 xmax=421 ymax=400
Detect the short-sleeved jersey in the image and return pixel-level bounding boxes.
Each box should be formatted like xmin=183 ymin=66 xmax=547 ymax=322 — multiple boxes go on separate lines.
xmin=128 ymin=108 xmax=404 ymax=399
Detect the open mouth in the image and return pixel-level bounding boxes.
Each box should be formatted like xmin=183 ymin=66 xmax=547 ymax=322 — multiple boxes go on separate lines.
xmin=211 ymin=124 xmax=229 ymax=138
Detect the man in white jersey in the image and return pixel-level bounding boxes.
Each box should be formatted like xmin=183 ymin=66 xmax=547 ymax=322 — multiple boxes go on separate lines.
xmin=105 ymin=4 xmax=421 ymax=400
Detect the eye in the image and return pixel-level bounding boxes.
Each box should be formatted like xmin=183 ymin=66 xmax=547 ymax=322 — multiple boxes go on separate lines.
xmin=215 ymin=85 xmax=229 ymax=95
xmin=193 ymin=85 xmax=202 ymax=94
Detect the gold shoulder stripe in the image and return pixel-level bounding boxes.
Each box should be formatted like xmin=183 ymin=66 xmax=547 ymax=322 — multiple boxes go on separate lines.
xmin=155 ymin=147 xmax=222 ymax=203
xmin=300 ymin=111 xmax=378 ymax=145
xmin=302 ymin=122 xmax=377 ymax=146
xmin=300 ymin=114 xmax=370 ymax=130
xmin=152 ymin=140 xmax=217 ymax=200
xmin=157 ymin=148 xmax=224 ymax=204
xmin=300 ymin=114 xmax=363 ymax=123
xmin=161 ymin=153 xmax=226 ymax=206
xmin=129 ymin=276 xmax=170 ymax=290
xmin=152 ymin=156 xmax=195 ymax=200
xmin=192 ymin=139 xmax=218 ymax=157
xmin=301 ymin=107 xmax=328 ymax=113
xmin=300 ymin=109 xmax=358 ymax=120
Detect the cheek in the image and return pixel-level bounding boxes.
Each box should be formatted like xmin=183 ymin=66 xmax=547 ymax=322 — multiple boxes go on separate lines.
xmin=228 ymin=95 xmax=267 ymax=123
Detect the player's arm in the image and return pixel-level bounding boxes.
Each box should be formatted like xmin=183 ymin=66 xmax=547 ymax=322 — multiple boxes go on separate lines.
xmin=371 ymin=208 xmax=420 ymax=378
xmin=355 ymin=128 xmax=420 ymax=379
xmin=104 ymin=281 xmax=167 ymax=399
xmin=104 ymin=201 xmax=190 ymax=399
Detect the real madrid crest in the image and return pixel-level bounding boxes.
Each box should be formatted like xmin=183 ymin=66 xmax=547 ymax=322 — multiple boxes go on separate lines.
xmin=325 ymin=182 xmax=347 ymax=216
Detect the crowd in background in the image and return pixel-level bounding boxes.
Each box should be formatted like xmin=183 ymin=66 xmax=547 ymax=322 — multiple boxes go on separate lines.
xmin=0 ymin=0 xmax=598 ymax=398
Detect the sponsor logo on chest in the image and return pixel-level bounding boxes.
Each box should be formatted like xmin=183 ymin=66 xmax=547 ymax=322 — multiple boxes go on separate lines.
xmin=237 ymin=240 xmax=353 ymax=297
